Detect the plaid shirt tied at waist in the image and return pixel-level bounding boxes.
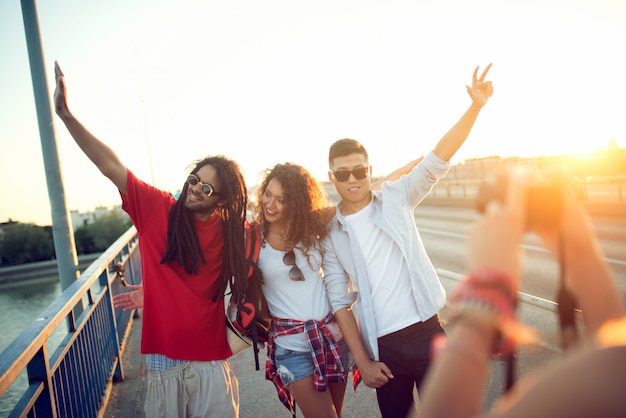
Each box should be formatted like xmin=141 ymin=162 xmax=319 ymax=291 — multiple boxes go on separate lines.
xmin=265 ymin=312 xmax=359 ymax=413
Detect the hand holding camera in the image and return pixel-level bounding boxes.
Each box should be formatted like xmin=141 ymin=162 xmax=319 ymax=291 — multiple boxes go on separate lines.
xmin=474 ymin=170 xmax=623 ymax=334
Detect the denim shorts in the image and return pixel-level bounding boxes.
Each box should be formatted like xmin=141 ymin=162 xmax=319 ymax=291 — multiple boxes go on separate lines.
xmin=274 ymin=338 xmax=354 ymax=386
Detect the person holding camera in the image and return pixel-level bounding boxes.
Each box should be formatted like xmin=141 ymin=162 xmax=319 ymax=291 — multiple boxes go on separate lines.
xmin=415 ymin=172 xmax=626 ymax=418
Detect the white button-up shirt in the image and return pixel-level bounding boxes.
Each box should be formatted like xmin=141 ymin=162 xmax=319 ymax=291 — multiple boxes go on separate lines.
xmin=323 ymin=151 xmax=449 ymax=360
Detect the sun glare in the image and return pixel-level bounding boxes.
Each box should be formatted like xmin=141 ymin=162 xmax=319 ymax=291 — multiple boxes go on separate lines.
xmin=1 ymin=0 xmax=625 ymax=226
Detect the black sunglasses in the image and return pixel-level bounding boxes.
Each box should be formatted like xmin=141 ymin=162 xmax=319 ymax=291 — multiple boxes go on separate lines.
xmin=187 ymin=174 xmax=220 ymax=197
xmin=332 ymin=167 xmax=369 ymax=182
xmin=283 ymin=250 xmax=304 ymax=281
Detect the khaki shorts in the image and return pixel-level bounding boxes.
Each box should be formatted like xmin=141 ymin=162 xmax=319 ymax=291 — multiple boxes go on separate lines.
xmin=145 ymin=360 xmax=239 ymax=418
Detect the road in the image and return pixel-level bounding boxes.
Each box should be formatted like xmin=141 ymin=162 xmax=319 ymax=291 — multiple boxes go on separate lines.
xmin=414 ymin=205 xmax=626 ymax=304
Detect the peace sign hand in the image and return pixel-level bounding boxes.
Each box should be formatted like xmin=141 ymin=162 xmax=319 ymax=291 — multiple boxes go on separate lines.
xmin=466 ymin=63 xmax=494 ymax=107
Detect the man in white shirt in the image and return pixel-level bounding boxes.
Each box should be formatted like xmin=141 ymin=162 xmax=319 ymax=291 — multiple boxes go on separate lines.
xmin=323 ymin=64 xmax=494 ymax=417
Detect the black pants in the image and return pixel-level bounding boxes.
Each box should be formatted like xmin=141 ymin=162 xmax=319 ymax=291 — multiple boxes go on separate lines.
xmin=376 ymin=314 xmax=444 ymax=418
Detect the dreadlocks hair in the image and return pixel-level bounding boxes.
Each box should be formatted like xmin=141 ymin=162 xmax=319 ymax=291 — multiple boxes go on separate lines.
xmin=252 ymin=163 xmax=329 ymax=259
xmin=160 ymin=155 xmax=249 ymax=303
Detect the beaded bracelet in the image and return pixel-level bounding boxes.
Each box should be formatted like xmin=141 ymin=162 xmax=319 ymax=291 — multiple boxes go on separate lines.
xmin=448 ymin=268 xmax=518 ymax=357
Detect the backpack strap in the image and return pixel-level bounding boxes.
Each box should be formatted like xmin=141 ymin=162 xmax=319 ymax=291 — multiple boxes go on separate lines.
xmin=245 ymin=222 xmax=262 ymax=278
xmin=243 ymin=221 xmax=266 ymax=370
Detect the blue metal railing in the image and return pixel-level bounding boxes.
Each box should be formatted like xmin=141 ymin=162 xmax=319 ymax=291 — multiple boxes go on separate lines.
xmin=0 ymin=227 xmax=140 ymax=417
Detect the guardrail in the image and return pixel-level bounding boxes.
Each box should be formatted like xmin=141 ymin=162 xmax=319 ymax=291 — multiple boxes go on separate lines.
xmin=0 ymin=254 xmax=102 ymax=288
xmin=0 ymin=227 xmax=140 ymax=417
xmin=429 ymin=176 xmax=626 ymax=202
xmin=425 ymin=177 xmax=626 ymax=218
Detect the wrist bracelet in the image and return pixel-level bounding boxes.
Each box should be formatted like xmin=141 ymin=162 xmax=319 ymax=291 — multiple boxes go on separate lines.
xmin=450 ymin=268 xmax=518 ymax=357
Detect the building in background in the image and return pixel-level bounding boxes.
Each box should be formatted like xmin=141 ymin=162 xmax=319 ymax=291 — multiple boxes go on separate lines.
xmin=70 ymin=205 xmax=125 ymax=231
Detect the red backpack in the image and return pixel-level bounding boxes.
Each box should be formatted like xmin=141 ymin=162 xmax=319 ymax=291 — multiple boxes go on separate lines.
xmin=226 ymin=222 xmax=271 ymax=370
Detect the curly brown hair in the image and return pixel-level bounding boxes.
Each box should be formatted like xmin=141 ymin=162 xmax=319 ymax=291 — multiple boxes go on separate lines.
xmin=252 ymin=163 xmax=328 ymax=251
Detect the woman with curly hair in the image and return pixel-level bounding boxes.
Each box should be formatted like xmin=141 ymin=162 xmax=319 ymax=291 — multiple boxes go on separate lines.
xmin=253 ymin=162 xmax=351 ymax=418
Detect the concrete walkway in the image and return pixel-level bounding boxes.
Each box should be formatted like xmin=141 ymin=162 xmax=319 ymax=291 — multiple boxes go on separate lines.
xmin=102 ymin=314 xmax=383 ymax=418
xmin=102 ymin=269 xmax=548 ymax=418
xmin=101 ymin=270 xmax=555 ymax=418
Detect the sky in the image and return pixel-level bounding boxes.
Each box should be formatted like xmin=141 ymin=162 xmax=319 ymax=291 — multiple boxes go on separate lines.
xmin=1 ymin=0 xmax=625 ymax=226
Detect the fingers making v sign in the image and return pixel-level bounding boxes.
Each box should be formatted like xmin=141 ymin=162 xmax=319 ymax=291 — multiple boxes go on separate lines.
xmin=466 ymin=63 xmax=494 ymax=107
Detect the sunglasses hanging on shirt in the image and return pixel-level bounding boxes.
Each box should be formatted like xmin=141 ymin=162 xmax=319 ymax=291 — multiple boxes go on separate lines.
xmin=283 ymin=250 xmax=304 ymax=281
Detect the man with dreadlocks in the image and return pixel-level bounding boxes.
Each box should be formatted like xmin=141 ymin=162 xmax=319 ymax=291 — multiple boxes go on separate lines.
xmin=54 ymin=61 xmax=248 ymax=418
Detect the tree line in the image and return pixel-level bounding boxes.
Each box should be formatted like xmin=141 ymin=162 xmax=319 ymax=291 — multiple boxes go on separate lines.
xmin=0 ymin=212 xmax=132 ymax=266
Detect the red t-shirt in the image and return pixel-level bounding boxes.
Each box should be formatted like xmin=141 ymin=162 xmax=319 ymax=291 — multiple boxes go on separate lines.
xmin=121 ymin=170 xmax=231 ymax=360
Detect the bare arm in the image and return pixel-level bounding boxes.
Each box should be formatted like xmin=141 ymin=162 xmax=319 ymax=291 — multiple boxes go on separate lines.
xmin=433 ymin=64 xmax=493 ymax=162
xmin=371 ymin=157 xmax=423 ymax=191
xmin=54 ymin=61 xmax=128 ymax=194
xmin=417 ymin=172 xmax=526 ymax=418
xmin=319 ymin=206 xmax=336 ymax=225
xmin=334 ymin=307 xmax=393 ymax=388
xmin=531 ymin=185 xmax=625 ymax=333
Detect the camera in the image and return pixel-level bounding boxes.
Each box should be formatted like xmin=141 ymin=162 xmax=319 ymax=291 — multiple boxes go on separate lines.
xmin=476 ymin=173 xmax=564 ymax=229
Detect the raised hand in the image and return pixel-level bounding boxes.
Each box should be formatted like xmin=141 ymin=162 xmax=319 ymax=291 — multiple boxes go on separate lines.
xmin=467 ymin=170 xmax=527 ymax=279
xmin=466 ymin=63 xmax=494 ymax=107
xmin=54 ymin=61 xmax=71 ymax=118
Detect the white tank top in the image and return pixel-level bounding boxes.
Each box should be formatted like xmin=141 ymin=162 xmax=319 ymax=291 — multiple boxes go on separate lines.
xmin=258 ymin=240 xmax=341 ymax=351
